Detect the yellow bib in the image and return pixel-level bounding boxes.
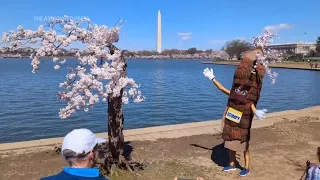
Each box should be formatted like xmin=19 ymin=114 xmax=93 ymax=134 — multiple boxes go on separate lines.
xmin=225 ymin=107 xmax=243 ymax=123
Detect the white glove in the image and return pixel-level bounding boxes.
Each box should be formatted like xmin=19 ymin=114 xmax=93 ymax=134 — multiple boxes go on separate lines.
xmin=203 ymin=68 xmax=215 ymax=80
xmin=255 ymin=109 xmax=268 ymax=120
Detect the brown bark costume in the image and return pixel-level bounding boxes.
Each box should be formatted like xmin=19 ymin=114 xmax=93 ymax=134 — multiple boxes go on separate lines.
xmin=222 ymin=55 xmax=265 ymax=145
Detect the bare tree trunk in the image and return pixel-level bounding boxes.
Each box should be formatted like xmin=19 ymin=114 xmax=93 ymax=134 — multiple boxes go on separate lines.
xmin=89 ymin=46 xmax=144 ymax=175
xmin=107 ymin=89 xmax=124 ymax=165
xmin=106 ymin=44 xmax=127 ymax=168
xmin=56 ymin=46 xmax=142 ymax=176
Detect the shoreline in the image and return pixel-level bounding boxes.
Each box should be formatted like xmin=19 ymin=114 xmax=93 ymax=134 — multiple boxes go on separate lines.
xmin=1 ymin=106 xmax=320 ymax=180
xmin=0 ymin=56 xmax=214 ymax=60
xmin=2 ymin=57 xmax=320 ymax=71
xmin=201 ymin=60 xmax=320 ymax=71
xmin=1 ymin=105 xmax=319 ymax=152
xmin=0 ymin=57 xmax=213 ymax=62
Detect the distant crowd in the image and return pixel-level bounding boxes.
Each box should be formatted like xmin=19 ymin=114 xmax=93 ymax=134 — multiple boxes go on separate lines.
xmin=310 ymin=61 xmax=319 ymax=69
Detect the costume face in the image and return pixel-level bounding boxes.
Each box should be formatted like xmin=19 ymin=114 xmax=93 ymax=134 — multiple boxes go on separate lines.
xmin=229 ymin=83 xmax=252 ymax=105
xmin=231 ymin=54 xmax=266 ymax=105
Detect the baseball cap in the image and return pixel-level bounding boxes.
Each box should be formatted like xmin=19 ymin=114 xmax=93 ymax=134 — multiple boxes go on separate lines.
xmin=62 ymin=128 xmax=106 ymax=155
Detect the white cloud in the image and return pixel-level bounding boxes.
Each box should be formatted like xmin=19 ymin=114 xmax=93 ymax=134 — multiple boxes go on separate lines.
xmin=181 ymin=36 xmax=192 ymax=40
xmin=264 ymin=24 xmax=293 ymax=32
xmin=177 ymin=32 xmax=192 ymax=41
xmin=177 ymin=32 xmax=192 ymax=36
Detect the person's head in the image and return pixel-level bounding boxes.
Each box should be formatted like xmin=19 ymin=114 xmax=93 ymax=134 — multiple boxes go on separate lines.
xmin=61 ymin=128 xmax=106 ymax=168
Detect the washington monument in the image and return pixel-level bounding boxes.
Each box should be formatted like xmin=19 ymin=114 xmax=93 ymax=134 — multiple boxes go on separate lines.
xmin=156 ymin=10 xmax=162 ymax=53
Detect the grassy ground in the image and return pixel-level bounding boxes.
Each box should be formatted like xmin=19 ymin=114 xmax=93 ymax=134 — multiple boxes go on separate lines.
xmin=0 ymin=116 xmax=320 ymax=180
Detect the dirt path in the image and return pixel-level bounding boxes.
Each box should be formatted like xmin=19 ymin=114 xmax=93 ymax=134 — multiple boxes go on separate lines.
xmin=0 ymin=116 xmax=319 ymax=180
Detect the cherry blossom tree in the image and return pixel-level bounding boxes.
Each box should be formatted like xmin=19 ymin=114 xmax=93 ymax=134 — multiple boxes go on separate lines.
xmin=252 ymin=30 xmax=279 ymax=84
xmin=1 ymin=16 xmax=145 ymax=173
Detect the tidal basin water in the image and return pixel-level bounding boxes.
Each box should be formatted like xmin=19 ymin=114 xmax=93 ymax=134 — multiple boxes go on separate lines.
xmin=0 ymin=58 xmax=319 ymax=143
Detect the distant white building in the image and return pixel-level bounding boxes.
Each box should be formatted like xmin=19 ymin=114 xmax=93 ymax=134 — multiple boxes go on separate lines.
xmin=266 ymin=42 xmax=316 ymax=55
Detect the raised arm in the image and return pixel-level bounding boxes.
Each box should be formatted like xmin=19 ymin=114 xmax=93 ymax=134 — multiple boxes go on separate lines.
xmin=203 ymin=68 xmax=230 ymax=96
xmin=212 ymin=78 xmax=230 ymax=95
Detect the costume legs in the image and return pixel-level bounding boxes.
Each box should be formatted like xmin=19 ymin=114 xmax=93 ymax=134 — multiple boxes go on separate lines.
xmin=229 ymin=150 xmax=236 ymax=167
xmin=228 ymin=149 xmax=250 ymax=170
xmin=244 ymin=151 xmax=250 ymax=170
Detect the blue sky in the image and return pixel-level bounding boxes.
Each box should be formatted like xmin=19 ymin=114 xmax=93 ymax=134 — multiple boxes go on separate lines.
xmin=0 ymin=0 xmax=319 ymax=50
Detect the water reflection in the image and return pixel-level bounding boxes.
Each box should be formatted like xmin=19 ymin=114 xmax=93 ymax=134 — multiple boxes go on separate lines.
xmin=153 ymin=61 xmax=165 ymax=118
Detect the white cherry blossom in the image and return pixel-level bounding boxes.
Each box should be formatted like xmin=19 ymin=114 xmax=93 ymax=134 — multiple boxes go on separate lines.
xmin=1 ymin=16 xmax=145 ymax=119
xmin=252 ymin=30 xmax=279 ymax=84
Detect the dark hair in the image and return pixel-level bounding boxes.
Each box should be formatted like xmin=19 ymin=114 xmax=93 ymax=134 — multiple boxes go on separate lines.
xmin=62 ymin=144 xmax=98 ymax=160
xmin=62 ymin=149 xmax=89 ymax=162
xmin=62 ymin=144 xmax=98 ymax=164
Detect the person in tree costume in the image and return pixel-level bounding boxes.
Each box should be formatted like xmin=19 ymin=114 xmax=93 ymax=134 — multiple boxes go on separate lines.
xmin=203 ymin=47 xmax=269 ymax=177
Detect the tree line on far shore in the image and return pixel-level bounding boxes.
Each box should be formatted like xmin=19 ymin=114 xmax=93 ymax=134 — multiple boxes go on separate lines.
xmin=2 ymin=37 xmax=320 ymax=61
xmin=220 ymin=37 xmax=320 ymax=61
xmin=121 ymin=40 xmax=252 ymax=60
xmin=122 ymin=48 xmax=211 ymax=57
xmin=0 ymin=47 xmax=83 ymax=58
xmin=316 ymin=37 xmax=320 ymax=53
xmin=124 ymin=36 xmax=320 ymax=61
